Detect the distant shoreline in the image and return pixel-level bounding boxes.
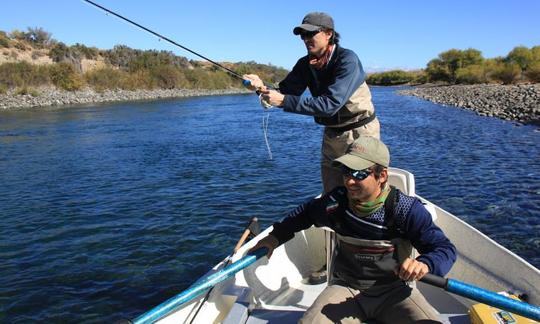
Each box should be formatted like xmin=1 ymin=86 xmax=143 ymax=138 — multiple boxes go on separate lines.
xmin=0 ymin=87 xmax=251 ymax=110
xmin=398 ymin=84 xmax=540 ymax=126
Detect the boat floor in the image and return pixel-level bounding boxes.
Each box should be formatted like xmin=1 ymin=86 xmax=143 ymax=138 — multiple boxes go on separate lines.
xmin=238 ymin=281 xmax=471 ymax=324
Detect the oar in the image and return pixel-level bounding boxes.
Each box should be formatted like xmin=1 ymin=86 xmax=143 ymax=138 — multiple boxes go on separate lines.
xmin=421 ymin=273 xmax=540 ymax=321
xmin=188 ymin=217 xmax=259 ymax=322
xmin=132 ymin=247 xmax=268 ymax=324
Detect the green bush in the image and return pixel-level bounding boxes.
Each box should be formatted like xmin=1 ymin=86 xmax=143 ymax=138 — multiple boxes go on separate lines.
xmin=490 ymin=62 xmax=521 ymax=84
xmin=506 ymin=46 xmax=533 ymax=71
xmin=0 ymin=31 xmax=10 ymax=48
xmin=84 ymin=67 xmax=125 ymax=91
xmin=0 ymin=83 xmax=7 ymax=94
xmin=366 ymin=70 xmax=416 ymax=86
xmin=49 ymin=62 xmax=84 ymax=91
xmin=149 ymin=65 xmax=182 ymax=89
xmin=456 ymin=65 xmax=487 ymax=84
xmin=71 ymin=43 xmax=99 ymax=60
xmin=0 ymin=62 xmax=50 ymax=88
xmin=525 ymin=62 xmax=540 ymax=82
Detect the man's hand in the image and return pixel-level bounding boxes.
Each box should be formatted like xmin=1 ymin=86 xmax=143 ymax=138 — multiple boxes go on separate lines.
xmin=260 ymin=89 xmax=285 ymax=107
xmin=242 ymin=74 xmax=265 ymax=91
xmin=248 ymin=235 xmax=279 ymax=259
xmin=396 ymin=258 xmax=429 ymax=281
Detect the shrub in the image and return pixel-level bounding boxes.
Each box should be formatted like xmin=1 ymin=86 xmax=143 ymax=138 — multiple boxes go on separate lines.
xmin=120 ymin=70 xmax=154 ymax=90
xmin=24 ymin=27 xmax=53 ymax=48
xmin=149 ymin=65 xmax=182 ymax=89
xmin=72 ymin=43 xmax=99 ymax=60
xmin=49 ymin=62 xmax=84 ymax=91
xmin=84 ymin=67 xmax=125 ymax=91
xmin=506 ymin=46 xmax=533 ymax=71
xmin=366 ymin=70 xmax=416 ymax=86
xmin=490 ymin=62 xmax=521 ymax=84
xmin=456 ymin=65 xmax=487 ymax=84
xmin=0 ymin=31 xmax=10 ymax=48
xmin=525 ymin=62 xmax=540 ymax=82
xmin=0 ymin=83 xmax=7 ymax=94
xmin=0 ymin=62 xmax=50 ymax=88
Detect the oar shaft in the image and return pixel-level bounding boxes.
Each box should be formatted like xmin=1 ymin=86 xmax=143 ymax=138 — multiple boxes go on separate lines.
xmin=446 ymin=279 xmax=540 ymax=321
xmin=421 ymin=274 xmax=540 ymax=321
xmin=133 ymin=247 xmax=268 ymax=324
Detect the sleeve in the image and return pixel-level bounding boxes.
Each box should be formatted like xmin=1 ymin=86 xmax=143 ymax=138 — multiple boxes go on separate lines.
xmin=281 ymin=50 xmax=366 ymax=117
xmin=269 ymin=195 xmax=333 ymax=245
xmin=403 ymin=200 xmax=457 ymax=276
xmin=278 ymin=57 xmax=309 ymax=96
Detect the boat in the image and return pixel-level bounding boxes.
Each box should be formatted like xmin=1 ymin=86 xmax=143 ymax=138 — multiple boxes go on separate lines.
xmin=138 ymin=168 xmax=540 ymax=323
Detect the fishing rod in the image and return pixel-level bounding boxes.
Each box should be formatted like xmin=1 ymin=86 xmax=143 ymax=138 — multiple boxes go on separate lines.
xmin=82 ymin=0 xmax=251 ymax=86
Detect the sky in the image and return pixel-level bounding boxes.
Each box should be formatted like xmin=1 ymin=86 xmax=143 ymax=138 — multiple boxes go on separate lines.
xmin=1 ymin=0 xmax=539 ymax=72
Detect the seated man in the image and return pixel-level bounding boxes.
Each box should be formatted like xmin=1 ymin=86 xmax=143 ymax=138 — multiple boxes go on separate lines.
xmin=251 ymin=137 xmax=456 ymax=323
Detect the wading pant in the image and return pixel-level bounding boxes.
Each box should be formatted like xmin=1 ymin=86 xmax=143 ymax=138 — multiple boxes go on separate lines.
xmin=299 ymin=283 xmax=441 ymax=324
xmin=321 ymin=117 xmax=380 ymax=193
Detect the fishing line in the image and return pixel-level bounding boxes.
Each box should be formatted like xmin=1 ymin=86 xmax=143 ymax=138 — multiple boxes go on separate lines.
xmin=262 ymin=112 xmax=273 ymax=160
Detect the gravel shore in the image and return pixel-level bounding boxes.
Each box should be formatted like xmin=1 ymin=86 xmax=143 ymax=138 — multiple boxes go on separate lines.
xmin=398 ymin=84 xmax=540 ymax=125
xmin=0 ymin=87 xmax=250 ymax=110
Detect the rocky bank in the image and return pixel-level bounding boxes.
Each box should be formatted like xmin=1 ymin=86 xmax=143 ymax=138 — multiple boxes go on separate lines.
xmin=398 ymin=84 xmax=540 ymax=125
xmin=0 ymin=87 xmax=250 ymax=110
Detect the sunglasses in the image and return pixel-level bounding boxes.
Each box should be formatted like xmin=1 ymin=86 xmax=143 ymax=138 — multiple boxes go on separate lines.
xmin=300 ymin=29 xmax=322 ymax=40
xmin=341 ymin=166 xmax=373 ymax=181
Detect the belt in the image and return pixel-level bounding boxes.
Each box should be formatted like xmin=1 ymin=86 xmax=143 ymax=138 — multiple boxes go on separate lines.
xmin=327 ymin=114 xmax=376 ymax=133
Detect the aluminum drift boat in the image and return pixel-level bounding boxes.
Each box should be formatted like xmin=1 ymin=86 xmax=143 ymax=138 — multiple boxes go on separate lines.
xmin=146 ymin=168 xmax=540 ymax=324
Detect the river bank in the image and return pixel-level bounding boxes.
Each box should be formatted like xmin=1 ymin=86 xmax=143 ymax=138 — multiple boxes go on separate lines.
xmin=398 ymin=84 xmax=540 ymax=125
xmin=0 ymin=87 xmax=250 ymax=110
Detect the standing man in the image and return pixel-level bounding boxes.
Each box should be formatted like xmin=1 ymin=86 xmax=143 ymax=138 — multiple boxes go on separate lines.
xmin=244 ymin=12 xmax=380 ymax=193
xmin=250 ymin=137 xmax=456 ymax=323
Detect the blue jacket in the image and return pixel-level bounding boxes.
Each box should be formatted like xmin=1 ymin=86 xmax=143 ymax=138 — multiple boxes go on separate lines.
xmin=279 ymin=45 xmax=370 ymax=126
xmin=270 ymin=187 xmax=457 ymax=277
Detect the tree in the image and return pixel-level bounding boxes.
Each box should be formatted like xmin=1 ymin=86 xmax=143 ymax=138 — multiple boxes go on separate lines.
xmin=425 ymin=48 xmax=484 ymax=83
xmin=506 ymin=46 xmax=533 ymax=71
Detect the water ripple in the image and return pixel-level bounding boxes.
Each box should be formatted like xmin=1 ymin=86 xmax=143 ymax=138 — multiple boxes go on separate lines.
xmin=0 ymin=89 xmax=538 ymax=322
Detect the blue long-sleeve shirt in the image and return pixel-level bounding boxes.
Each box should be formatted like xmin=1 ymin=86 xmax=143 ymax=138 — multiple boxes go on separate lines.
xmin=270 ymin=187 xmax=457 ymax=277
xmin=279 ymin=45 xmax=366 ymax=118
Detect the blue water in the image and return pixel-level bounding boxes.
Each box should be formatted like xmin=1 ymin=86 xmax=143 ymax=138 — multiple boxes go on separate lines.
xmin=0 ymin=87 xmax=539 ymax=323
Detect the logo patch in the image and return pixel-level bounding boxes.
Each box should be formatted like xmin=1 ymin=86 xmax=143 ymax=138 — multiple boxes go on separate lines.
xmin=326 ymin=201 xmax=339 ymax=213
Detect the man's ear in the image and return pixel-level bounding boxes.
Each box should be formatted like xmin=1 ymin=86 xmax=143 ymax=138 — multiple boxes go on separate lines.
xmin=380 ymin=168 xmax=389 ymax=184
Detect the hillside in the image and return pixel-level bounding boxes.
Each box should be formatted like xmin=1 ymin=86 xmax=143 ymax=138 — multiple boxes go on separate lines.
xmin=0 ymin=28 xmax=288 ymax=94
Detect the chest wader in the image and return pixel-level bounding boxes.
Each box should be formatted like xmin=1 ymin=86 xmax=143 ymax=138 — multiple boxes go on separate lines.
xmin=330 ymin=187 xmax=413 ymax=295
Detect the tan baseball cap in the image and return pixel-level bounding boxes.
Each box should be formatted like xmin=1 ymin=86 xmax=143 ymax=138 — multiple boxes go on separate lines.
xmin=333 ymin=137 xmax=390 ymax=170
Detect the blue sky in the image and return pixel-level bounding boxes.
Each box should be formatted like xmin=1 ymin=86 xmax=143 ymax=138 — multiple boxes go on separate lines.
xmin=1 ymin=0 xmax=539 ymax=72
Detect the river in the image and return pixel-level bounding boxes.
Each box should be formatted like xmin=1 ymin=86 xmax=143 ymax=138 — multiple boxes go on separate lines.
xmin=0 ymin=87 xmax=538 ymax=322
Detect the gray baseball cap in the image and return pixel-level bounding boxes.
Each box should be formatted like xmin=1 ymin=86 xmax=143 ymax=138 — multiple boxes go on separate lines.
xmin=333 ymin=137 xmax=390 ymax=170
xmin=293 ymin=12 xmax=334 ymax=35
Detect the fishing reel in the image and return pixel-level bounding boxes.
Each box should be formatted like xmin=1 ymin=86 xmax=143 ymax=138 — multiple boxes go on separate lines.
xmin=259 ymin=94 xmax=273 ymax=109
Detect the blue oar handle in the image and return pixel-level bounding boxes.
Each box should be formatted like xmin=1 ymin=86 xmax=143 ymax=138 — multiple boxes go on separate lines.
xmin=421 ymin=273 xmax=540 ymax=321
xmin=133 ymin=247 xmax=269 ymax=324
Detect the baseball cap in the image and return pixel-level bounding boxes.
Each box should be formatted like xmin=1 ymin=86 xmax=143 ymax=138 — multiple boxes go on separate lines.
xmin=293 ymin=12 xmax=334 ymax=35
xmin=333 ymin=137 xmax=390 ymax=170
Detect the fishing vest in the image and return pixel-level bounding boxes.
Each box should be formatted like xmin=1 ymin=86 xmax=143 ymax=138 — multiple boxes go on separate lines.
xmin=314 ymin=81 xmax=376 ymax=130
xmin=330 ymin=186 xmax=413 ymax=293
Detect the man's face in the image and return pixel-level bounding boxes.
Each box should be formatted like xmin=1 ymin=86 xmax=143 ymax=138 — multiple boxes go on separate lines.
xmin=301 ymin=29 xmax=332 ymax=57
xmin=344 ymin=167 xmax=388 ymax=203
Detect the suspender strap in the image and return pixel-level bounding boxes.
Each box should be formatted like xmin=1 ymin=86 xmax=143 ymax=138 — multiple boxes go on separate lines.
xmin=384 ymin=186 xmax=399 ymax=235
